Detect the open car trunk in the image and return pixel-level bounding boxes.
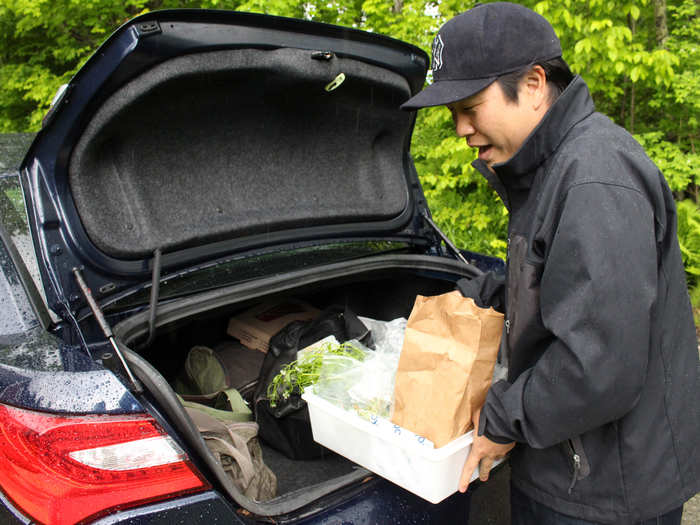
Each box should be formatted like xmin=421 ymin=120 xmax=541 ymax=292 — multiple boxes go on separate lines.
xmin=113 ymin=254 xmax=479 ymax=518
xmin=22 ymin=10 xmax=487 ymax=520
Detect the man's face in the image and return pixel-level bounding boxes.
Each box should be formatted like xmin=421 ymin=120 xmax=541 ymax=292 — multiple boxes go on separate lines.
xmin=447 ymin=81 xmax=540 ymax=169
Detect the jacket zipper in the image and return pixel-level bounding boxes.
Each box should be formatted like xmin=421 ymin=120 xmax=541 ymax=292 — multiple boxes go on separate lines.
xmin=566 ymin=437 xmax=590 ymax=494
xmin=567 ymin=439 xmax=581 ymax=494
xmin=505 ymin=236 xmax=511 ymax=336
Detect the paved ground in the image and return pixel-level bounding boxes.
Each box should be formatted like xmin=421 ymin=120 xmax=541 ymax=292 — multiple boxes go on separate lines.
xmin=468 ymin=463 xmax=511 ymax=524
xmin=682 ymin=492 xmax=700 ymax=525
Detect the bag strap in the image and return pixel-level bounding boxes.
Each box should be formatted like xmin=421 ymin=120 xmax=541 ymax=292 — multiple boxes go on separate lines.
xmin=215 ymin=388 xmax=253 ymax=417
xmin=179 ymin=390 xmax=252 ymax=423
xmin=202 ymin=434 xmax=256 ymax=486
xmin=185 ymin=406 xmax=257 ymax=486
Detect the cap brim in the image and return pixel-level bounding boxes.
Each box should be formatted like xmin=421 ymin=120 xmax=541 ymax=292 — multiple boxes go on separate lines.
xmin=400 ymin=77 xmax=497 ymax=110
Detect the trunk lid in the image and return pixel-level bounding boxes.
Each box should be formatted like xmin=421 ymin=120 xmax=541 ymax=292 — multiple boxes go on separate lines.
xmin=19 ymin=9 xmax=433 ymax=319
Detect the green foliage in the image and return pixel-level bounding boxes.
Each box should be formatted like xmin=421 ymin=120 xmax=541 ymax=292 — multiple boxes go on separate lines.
xmin=528 ymin=0 xmax=678 ymax=100
xmin=642 ymin=0 xmax=700 ymax=204
xmin=0 ymin=0 xmax=152 ymax=131
xmin=635 ymin=132 xmax=700 ymax=193
xmin=675 ymin=200 xmax=700 ymax=291
xmin=360 ymin=0 xmax=443 ymax=45
xmin=1 ymin=0 xmax=698 ymax=293
xmin=267 ymin=341 xmax=366 ymax=406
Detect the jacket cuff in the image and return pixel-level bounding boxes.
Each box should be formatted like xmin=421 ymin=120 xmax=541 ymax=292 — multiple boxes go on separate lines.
xmin=478 ymin=412 xmax=513 ymax=443
xmin=478 ymin=382 xmax=514 ymax=444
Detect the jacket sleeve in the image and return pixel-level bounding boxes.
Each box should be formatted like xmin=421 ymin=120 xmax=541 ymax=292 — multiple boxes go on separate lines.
xmin=480 ymin=182 xmax=658 ymax=448
xmin=456 ymin=272 xmax=506 ymax=313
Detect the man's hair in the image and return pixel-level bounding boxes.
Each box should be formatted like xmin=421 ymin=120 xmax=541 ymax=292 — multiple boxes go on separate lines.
xmin=497 ymin=57 xmax=574 ymax=104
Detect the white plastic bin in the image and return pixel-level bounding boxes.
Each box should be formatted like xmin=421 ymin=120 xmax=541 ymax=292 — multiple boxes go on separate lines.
xmin=301 ymin=389 xmax=480 ymax=504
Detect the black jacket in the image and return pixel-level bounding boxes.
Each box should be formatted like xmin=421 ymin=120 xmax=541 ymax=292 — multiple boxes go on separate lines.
xmin=459 ymin=76 xmax=700 ymax=523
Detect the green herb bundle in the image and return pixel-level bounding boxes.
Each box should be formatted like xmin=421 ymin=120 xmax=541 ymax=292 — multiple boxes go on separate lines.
xmin=266 ymin=341 xmax=366 ymax=407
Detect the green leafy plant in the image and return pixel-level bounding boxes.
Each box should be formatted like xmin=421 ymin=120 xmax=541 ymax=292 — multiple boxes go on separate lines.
xmin=676 ymin=199 xmax=700 ymax=321
xmin=675 ymin=200 xmax=700 ymax=287
xmin=635 ymin=132 xmax=700 ymax=196
xmin=266 ymin=341 xmax=366 ymax=407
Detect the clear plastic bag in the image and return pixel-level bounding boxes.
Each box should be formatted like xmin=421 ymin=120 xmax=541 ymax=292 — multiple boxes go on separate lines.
xmin=313 ymin=318 xmax=407 ymax=419
xmin=359 ymin=316 xmax=407 ymax=357
xmin=311 ymin=341 xmax=371 ymax=409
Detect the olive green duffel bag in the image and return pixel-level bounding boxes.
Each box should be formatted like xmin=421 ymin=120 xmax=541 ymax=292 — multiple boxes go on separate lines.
xmin=184 ymin=402 xmax=277 ymax=501
xmin=174 ymin=342 xmax=265 ymax=402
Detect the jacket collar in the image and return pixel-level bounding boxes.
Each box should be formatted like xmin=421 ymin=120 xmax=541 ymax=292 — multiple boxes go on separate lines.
xmin=472 ymin=76 xmax=595 ymax=204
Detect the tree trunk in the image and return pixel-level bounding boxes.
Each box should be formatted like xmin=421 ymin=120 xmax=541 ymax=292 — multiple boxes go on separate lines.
xmin=654 ymin=0 xmax=669 ymax=48
xmin=392 ymin=0 xmax=403 ymax=14
xmin=627 ymin=14 xmax=637 ymax=133
xmin=630 ymin=83 xmax=635 ymax=134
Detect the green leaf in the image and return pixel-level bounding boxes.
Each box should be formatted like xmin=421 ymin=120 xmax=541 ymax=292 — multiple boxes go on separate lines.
xmin=630 ymin=66 xmax=640 ymax=82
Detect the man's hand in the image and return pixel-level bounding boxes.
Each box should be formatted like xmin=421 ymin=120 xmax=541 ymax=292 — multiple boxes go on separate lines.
xmin=459 ymin=408 xmax=515 ymax=492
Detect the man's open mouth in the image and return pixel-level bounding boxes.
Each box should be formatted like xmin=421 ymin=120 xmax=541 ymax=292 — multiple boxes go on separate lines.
xmin=477 ymin=145 xmax=492 ymax=158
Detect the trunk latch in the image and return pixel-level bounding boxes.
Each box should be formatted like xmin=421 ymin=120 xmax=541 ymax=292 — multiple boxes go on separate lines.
xmin=311 ymin=50 xmax=335 ymax=60
xmin=136 ymin=21 xmax=161 ymax=37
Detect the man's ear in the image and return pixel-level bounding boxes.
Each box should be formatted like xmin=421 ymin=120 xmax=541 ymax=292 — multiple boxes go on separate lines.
xmin=521 ymin=65 xmax=549 ymax=111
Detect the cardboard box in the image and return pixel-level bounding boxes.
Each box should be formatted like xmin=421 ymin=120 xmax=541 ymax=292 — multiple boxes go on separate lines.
xmin=226 ymin=300 xmax=320 ymax=353
xmin=302 ymin=389 xmax=492 ymax=504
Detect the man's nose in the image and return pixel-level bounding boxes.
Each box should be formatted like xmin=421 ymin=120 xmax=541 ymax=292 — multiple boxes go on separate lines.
xmin=454 ymin=114 xmax=475 ymax=137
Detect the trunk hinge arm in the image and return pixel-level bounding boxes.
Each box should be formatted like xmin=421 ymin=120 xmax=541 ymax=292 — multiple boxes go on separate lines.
xmin=420 ymin=211 xmax=483 ymax=275
xmin=138 ymin=247 xmax=162 ymax=350
xmin=72 ymin=268 xmax=142 ymax=392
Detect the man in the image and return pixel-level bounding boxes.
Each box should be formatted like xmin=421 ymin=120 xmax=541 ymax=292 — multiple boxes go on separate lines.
xmin=401 ymin=3 xmax=700 ymax=524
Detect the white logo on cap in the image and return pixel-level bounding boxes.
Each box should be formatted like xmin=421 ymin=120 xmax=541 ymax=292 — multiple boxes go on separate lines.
xmin=432 ymin=34 xmax=444 ymax=71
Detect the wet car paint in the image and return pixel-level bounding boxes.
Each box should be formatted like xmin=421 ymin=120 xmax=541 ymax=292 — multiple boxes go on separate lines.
xmin=294 ymin=481 xmax=472 ymax=525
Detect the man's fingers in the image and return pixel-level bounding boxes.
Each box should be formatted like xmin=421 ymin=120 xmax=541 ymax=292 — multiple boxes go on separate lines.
xmin=478 ymin=457 xmax=494 ymax=482
xmin=458 ymin=427 xmax=514 ymax=493
xmin=459 ymin=449 xmax=480 ymax=493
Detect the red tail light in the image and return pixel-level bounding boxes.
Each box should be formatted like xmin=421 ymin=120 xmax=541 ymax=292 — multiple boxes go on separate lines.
xmin=0 ymin=403 xmax=209 ymax=524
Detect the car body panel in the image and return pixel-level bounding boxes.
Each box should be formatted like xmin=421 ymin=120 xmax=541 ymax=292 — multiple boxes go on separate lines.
xmin=1 ymin=186 xmax=141 ymax=414
xmin=91 ymin=491 xmax=242 ymax=525
xmin=294 ymin=480 xmax=471 ymax=524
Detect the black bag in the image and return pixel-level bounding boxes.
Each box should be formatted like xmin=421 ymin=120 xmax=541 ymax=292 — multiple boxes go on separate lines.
xmin=253 ymin=305 xmax=372 ymax=459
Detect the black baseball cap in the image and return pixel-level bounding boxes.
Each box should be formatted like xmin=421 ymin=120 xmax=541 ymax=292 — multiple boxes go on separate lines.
xmin=401 ymin=2 xmax=562 ymax=110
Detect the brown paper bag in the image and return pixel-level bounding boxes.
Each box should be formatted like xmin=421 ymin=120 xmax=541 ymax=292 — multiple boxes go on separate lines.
xmin=391 ymin=290 xmax=503 ymax=448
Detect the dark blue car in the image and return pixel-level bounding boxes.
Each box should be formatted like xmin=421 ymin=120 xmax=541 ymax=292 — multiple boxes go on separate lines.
xmin=0 ymin=10 xmax=504 ymax=524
